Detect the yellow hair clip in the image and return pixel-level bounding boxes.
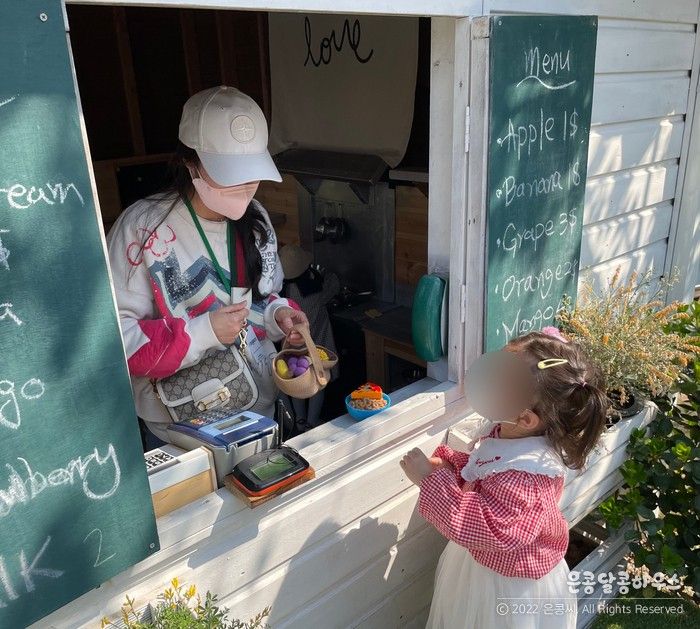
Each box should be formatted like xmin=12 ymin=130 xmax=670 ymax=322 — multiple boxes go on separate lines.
xmin=537 ymin=358 xmax=569 ymax=370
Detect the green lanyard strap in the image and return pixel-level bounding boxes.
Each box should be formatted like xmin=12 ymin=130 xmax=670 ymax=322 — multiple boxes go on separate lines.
xmin=184 ymin=197 xmax=237 ymax=293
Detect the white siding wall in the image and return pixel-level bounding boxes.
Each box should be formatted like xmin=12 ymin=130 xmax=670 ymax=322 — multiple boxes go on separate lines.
xmin=38 ymin=386 xmax=466 ymax=629
xmin=584 ymin=18 xmax=697 ymax=287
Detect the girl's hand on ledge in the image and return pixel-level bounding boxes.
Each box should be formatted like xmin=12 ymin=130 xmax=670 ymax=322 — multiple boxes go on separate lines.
xmin=400 ymin=448 xmax=434 ymax=486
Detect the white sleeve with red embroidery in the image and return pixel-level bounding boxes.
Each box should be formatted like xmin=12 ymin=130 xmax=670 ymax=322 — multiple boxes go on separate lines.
xmin=106 ymin=204 xmax=223 ymax=380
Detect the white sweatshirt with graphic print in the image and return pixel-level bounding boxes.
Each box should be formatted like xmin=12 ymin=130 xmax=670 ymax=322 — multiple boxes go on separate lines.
xmin=107 ymin=196 xmax=295 ymax=426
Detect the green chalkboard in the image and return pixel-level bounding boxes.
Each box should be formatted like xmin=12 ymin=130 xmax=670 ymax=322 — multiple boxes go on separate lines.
xmin=485 ymin=15 xmax=597 ymax=351
xmin=0 ymin=2 xmax=158 ymax=626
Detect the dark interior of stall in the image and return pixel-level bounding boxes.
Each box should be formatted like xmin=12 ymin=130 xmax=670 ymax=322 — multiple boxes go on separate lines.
xmin=66 ymin=5 xmax=431 ymax=429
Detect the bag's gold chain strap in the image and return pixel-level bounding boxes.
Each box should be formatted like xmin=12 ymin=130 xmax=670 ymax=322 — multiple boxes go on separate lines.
xmin=238 ymin=328 xmax=249 ymax=364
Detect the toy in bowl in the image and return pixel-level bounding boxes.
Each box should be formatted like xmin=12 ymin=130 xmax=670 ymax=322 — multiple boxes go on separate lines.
xmin=345 ymin=383 xmax=391 ymax=420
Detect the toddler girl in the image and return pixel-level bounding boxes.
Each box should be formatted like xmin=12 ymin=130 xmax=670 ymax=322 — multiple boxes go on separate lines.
xmin=400 ymin=331 xmax=608 ymax=628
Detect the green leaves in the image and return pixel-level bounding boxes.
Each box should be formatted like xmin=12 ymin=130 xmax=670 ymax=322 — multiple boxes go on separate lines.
xmin=104 ymin=581 xmax=271 ymax=629
xmin=624 ymin=528 xmax=640 ymax=542
xmin=660 ymin=544 xmax=685 ymax=573
xmin=672 ymin=441 xmax=692 ymax=462
xmin=641 ymin=520 xmax=659 ymax=537
xmin=635 ymin=504 xmax=655 ymax=520
xmin=595 ymin=302 xmax=700 ymax=590
xmin=620 ymin=460 xmax=648 ymax=487
xmin=598 ymin=497 xmax=626 ymax=529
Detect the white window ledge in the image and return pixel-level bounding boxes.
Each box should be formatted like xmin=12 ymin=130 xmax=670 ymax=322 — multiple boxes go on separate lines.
xmin=143 ymin=378 xmax=466 ymax=555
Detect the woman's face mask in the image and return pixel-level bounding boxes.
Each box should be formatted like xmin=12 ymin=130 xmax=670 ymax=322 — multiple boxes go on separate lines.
xmin=465 ymin=350 xmax=537 ymax=425
xmin=189 ymin=166 xmax=259 ymax=220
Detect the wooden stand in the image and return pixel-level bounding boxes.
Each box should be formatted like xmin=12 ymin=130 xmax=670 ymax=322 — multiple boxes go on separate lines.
xmin=147 ymin=446 xmax=218 ymax=518
xmin=224 ymin=467 xmax=315 ymax=508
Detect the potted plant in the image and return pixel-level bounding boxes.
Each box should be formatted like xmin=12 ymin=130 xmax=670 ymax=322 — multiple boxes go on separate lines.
xmin=101 ymin=578 xmax=271 ymax=629
xmin=597 ymin=300 xmax=700 ymax=598
xmin=557 ymin=268 xmax=699 ymax=421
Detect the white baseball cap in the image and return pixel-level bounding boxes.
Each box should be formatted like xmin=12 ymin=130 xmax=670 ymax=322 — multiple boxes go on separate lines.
xmin=178 ymin=86 xmax=282 ymax=186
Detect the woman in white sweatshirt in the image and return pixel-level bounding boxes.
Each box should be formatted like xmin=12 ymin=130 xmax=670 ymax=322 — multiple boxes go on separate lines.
xmin=107 ymin=86 xmax=307 ymax=447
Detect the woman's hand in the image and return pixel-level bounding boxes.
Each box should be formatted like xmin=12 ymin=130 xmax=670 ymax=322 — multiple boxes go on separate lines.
xmin=275 ymin=307 xmax=309 ymax=345
xmin=400 ymin=448 xmax=435 ymax=486
xmin=210 ymin=302 xmax=249 ymax=345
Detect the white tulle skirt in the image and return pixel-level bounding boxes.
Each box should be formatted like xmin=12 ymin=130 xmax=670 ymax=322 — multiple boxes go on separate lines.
xmin=426 ymin=542 xmax=577 ymax=629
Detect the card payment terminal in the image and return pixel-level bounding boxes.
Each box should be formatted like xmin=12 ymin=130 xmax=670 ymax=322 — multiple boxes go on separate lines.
xmin=229 ymin=400 xmax=310 ymax=498
xmin=229 ymin=446 xmax=309 ymax=497
xmin=166 ymin=408 xmax=277 ymax=486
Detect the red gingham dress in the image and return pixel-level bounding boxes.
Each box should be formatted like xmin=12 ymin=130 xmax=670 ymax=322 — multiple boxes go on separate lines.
xmin=418 ymin=442 xmax=569 ymax=579
xmin=419 ymin=431 xmax=577 ymax=629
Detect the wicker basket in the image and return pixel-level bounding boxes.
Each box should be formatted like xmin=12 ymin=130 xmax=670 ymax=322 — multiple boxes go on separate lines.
xmin=273 ymin=324 xmax=329 ymax=399
xmin=316 ymin=345 xmax=338 ymax=371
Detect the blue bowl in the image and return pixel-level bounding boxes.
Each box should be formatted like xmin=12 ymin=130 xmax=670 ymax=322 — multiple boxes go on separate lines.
xmin=345 ymin=393 xmax=392 ymax=421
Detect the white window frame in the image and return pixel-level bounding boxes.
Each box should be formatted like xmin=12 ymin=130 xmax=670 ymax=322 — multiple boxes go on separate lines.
xmin=67 ymin=0 xmax=482 ymax=18
xmin=65 ymin=1 xmax=480 ymax=500
xmin=69 ymin=0 xmax=483 ymax=456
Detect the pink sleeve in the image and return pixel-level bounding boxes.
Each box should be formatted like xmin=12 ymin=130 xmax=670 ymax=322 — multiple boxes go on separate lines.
xmin=125 ymin=317 xmax=189 ymax=379
xmin=418 ymin=469 xmax=548 ymax=553
xmin=107 ymin=213 xmax=223 ymax=380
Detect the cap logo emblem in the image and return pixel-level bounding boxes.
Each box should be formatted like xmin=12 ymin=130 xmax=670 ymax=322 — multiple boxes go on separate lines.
xmin=230 ymin=115 xmax=256 ymax=143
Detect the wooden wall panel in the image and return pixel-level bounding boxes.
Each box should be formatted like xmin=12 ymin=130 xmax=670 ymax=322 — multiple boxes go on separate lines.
xmin=591 ymin=73 xmax=690 ymax=127
xmin=581 ymin=202 xmax=674 ymax=267
xmin=66 ymin=5 xmax=134 ymax=159
xmin=395 ymin=185 xmax=429 ymax=287
xmin=583 ymin=161 xmax=678 ymax=224
xmin=125 ymin=8 xmax=190 ymax=154
xmin=255 ymin=180 xmax=429 ymax=292
xmin=256 ymin=176 xmax=301 ymax=246
xmin=595 ymin=21 xmax=695 ymax=74
xmin=584 ymin=240 xmax=668 ymax=290
xmin=192 ymin=10 xmax=224 ymax=91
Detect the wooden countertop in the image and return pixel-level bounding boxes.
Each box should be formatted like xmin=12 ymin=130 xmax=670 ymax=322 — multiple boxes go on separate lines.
xmin=360 ymin=306 xmax=414 ymax=346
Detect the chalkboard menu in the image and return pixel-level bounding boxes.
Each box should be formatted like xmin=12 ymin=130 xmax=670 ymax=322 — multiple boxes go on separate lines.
xmin=485 ymin=16 xmax=597 ymax=351
xmin=0 ymin=2 xmax=158 ymax=626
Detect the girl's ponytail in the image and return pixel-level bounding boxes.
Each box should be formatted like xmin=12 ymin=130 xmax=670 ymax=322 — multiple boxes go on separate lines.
xmin=508 ymin=332 xmax=609 ymax=471
xmin=556 ymin=382 xmax=609 ymax=470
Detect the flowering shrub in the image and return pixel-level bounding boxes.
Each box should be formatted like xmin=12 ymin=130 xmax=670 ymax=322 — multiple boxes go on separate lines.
xmin=557 ymin=268 xmax=699 ymax=404
xmin=598 ymin=301 xmax=700 ymax=596
xmin=101 ymin=578 xmax=270 ymax=629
